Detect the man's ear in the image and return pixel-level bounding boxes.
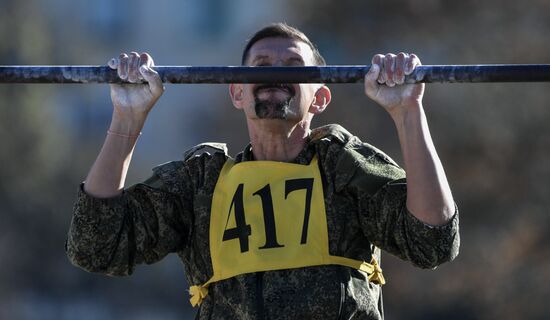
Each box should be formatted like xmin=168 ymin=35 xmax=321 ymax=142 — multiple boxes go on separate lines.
xmin=309 ymin=85 xmax=332 ymax=114
xmin=229 ymin=83 xmax=244 ymax=109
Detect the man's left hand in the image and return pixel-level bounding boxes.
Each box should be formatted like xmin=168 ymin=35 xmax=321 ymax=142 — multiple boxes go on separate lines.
xmin=364 ymin=53 xmax=425 ymax=116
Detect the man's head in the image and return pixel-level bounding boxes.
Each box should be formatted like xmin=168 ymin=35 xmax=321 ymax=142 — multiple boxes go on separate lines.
xmin=230 ymin=23 xmax=331 ymax=125
xmin=241 ymin=23 xmax=326 ymax=66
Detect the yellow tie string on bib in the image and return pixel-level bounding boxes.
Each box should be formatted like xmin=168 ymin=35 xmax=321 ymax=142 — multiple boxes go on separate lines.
xmin=367 ymin=257 xmax=385 ymax=285
xmin=189 ymin=285 xmax=209 ymax=307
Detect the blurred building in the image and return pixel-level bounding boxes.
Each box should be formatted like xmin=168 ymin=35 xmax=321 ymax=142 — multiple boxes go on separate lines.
xmin=3 ymin=1 xmax=550 ymax=319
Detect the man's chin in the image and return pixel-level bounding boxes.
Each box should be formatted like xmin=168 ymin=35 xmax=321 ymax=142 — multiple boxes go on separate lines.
xmin=254 ymin=98 xmax=292 ymax=119
xmin=255 ymin=108 xmax=288 ymax=120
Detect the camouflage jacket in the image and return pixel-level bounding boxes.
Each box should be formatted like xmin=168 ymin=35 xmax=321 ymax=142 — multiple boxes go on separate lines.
xmin=66 ymin=124 xmax=459 ymax=320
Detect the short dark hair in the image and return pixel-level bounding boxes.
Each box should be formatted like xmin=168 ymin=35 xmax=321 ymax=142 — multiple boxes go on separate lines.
xmin=241 ymin=23 xmax=326 ymax=66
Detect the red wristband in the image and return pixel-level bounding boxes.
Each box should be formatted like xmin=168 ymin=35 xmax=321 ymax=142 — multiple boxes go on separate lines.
xmin=107 ymin=130 xmax=142 ymax=139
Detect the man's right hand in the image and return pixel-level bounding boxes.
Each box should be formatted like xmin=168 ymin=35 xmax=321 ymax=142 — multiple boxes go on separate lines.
xmin=83 ymin=52 xmax=164 ymax=198
xmin=108 ymin=52 xmax=164 ymax=124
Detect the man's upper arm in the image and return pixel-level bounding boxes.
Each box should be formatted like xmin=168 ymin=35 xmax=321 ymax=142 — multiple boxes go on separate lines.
xmin=339 ymin=141 xmax=459 ymax=268
xmin=66 ymin=160 xmax=193 ymax=276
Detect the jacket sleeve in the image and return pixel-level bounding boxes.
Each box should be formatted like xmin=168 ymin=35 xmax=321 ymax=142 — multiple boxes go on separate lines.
xmin=339 ymin=141 xmax=460 ymax=269
xmin=66 ymin=161 xmax=193 ymax=276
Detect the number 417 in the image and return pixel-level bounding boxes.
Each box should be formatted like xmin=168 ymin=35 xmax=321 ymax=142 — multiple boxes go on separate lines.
xmin=222 ymin=178 xmax=314 ymax=253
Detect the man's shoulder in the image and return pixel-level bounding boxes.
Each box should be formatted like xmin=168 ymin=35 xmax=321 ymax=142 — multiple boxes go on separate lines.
xmin=312 ymin=125 xmax=404 ymax=195
xmin=310 ymin=124 xmax=354 ymax=146
xmin=183 ymin=142 xmax=229 ymax=161
xmin=311 ymin=124 xmax=398 ymax=166
xmin=151 ymin=142 xmax=229 ymax=188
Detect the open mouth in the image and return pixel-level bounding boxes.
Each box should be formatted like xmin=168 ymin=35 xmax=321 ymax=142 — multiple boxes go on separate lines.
xmin=254 ymin=84 xmax=296 ymax=97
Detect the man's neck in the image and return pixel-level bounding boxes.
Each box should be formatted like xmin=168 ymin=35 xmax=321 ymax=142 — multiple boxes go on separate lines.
xmin=247 ymin=119 xmax=311 ymax=162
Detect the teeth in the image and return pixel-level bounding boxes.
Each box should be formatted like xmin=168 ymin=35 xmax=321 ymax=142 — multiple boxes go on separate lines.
xmin=256 ymin=84 xmax=293 ymax=95
xmin=269 ymin=85 xmax=288 ymax=90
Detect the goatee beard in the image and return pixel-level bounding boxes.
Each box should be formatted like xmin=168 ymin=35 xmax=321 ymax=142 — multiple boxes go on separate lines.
xmin=254 ymin=96 xmax=293 ymax=119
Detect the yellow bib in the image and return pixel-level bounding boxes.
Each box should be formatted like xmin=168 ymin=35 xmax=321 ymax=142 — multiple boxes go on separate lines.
xmin=189 ymin=156 xmax=385 ymax=307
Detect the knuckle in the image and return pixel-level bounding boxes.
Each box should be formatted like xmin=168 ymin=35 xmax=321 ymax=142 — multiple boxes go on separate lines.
xmin=397 ymin=55 xmax=407 ymax=66
xmin=140 ymin=53 xmax=149 ymax=64
xmin=396 ymin=61 xmax=404 ymax=73
xmin=385 ymin=62 xmax=394 ymax=73
xmin=393 ymin=70 xmax=402 ymax=79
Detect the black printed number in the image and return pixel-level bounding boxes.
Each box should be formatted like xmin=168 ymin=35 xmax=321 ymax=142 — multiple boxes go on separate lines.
xmin=222 ymin=178 xmax=315 ymax=253
xmin=222 ymin=184 xmax=252 ymax=253
xmin=254 ymin=184 xmax=285 ymax=249
xmin=285 ymin=178 xmax=314 ymax=244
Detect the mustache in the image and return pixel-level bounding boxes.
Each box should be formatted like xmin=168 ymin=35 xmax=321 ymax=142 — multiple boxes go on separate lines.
xmin=253 ymin=84 xmax=296 ymax=97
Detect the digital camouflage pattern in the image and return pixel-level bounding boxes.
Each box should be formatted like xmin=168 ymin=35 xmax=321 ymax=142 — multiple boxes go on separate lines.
xmin=66 ymin=124 xmax=459 ymax=320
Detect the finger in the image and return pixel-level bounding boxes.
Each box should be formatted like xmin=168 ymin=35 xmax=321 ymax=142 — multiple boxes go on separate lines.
xmin=384 ymin=53 xmax=396 ymax=87
xmin=364 ymin=63 xmax=380 ymax=96
xmin=405 ymin=53 xmax=422 ymax=75
xmin=372 ymin=54 xmax=385 ymax=84
xmin=108 ymin=57 xmax=119 ymax=69
xmin=118 ymin=53 xmax=129 ymax=80
xmin=128 ymin=52 xmax=140 ymax=83
xmin=140 ymin=52 xmax=155 ymax=68
xmin=138 ymin=53 xmax=151 ymax=82
xmin=394 ymin=52 xmax=407 ymax=85
xmin=140 ymin=65 xmax=164 ymax=97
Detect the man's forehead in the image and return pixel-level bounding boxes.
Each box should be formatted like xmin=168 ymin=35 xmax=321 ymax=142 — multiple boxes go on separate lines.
xmin=247 ymin=37 xmax=315 ymax=64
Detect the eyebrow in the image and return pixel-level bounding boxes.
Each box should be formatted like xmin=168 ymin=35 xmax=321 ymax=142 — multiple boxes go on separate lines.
xmin=251 ymin=55 xmax=305 ymax=65
xmin=251 ymin=55 xmax=270 ymax=64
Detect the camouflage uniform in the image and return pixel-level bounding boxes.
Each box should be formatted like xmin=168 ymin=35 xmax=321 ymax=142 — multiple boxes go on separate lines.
xmin=66 ymin=124 xmax=459 ymax=320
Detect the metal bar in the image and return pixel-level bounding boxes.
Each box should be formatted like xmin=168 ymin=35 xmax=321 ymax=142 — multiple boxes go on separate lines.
xmin=1 ymin=65 xmax=550 ymax=84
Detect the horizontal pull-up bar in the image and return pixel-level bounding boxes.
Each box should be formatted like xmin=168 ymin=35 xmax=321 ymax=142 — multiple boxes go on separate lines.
xmin=1 ymin=65 xmax=550 ymax=84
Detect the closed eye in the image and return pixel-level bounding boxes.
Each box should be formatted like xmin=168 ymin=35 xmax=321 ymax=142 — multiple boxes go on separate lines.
xmin=285 ymin=57 xmax=305 ymax=66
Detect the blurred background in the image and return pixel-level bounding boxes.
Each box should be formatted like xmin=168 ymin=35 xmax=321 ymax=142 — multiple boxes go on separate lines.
xmin=1 ymin=0 xmax=550 ymax=319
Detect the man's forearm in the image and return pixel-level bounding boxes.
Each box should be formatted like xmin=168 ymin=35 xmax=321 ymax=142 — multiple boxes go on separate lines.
xmin=82 ymin=51 xmax=164 ymax=198
xmin=392 ymin=103 xmax=455 ymax=226
xmin=83 ymin=114 xmax=145 ymax=198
